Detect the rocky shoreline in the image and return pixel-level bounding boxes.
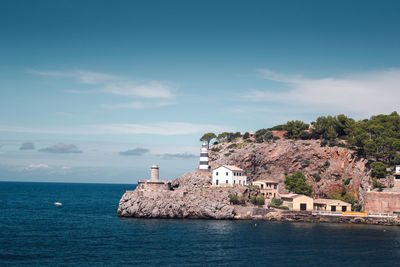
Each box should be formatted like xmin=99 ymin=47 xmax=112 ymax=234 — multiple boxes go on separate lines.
xmin=117 ymin=172 xmax=400 ymax=226
xmin=117 ymin=138 xmax=398 ymax=226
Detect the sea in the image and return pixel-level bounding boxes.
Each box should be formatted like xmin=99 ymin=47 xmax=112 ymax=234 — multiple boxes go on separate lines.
xmin=1 ymin=182 xmax=400 ymax=266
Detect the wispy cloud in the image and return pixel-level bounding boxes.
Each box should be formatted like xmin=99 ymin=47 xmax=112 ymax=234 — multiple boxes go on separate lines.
xmin=0 ymin=122 xmax=231 ymax=135
xmin=119 ymin=147 xmax=149 ymax=156
xmin=24 ymin=163 xmax=50 ymax=171
xmin=39 ymin=143 xmax=82 ymax=154
xmin=31 ymin=69 xmax=176 ymax=101
xmin=31 ymin=70 xmax=116 ymax=85
xmin=159 ymin=153 xmax=197 ymax=160
xmin=100 ymin=101 xmax=175 ymax=109
xmin=242 ymin=68 xmax=400 ymax=117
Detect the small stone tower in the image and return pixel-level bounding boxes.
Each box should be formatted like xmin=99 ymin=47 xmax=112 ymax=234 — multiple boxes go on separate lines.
xmin=199 ymin=142 xmax=209 ymax=171
xmin=150 ymin=164 xmax=159 ymax=181
xmin=394 ymin=166 xmax=400 ymax=190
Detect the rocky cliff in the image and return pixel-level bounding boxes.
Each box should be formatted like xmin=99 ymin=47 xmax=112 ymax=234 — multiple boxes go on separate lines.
xmin=209 ymin=139 xmax=371 ymax=203
xmin=118 ymin=138 xmax=379 ymax=221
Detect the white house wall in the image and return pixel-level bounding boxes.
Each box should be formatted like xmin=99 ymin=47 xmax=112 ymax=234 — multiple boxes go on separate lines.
xmin=212 ymin=166 xmax=247 ymax=186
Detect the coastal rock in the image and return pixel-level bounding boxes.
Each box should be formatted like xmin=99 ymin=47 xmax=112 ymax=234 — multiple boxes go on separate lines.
xmin=209 ymin=139 xmax=371 ymax=202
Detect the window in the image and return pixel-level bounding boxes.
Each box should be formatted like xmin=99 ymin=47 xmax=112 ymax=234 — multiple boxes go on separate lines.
xmin=216 ymin=172 xmax=218 ymax=176
xmin=216 ymin=179 xmax=219 ymax=185
xmin=234 ymin=180 xmax=236 ymax=184
xmin=261 ymin=184 xmax=264 ymax=189
xmin=239 ymin=180 xmax=241 ymax=185
xmin=300 ymin=203 xmax=307 ymax=211
xmin=274 ymin=185 xmax=277 ymax=189
xmin=331 ymin=206 xmax=336 ymax=212
xmin=226 ymin=180 xmax=228 ymax=184
xmin=342 ymin=206 xmax=347 ymax=212
xmin=226 ymin=172 xmax=228 ymax=176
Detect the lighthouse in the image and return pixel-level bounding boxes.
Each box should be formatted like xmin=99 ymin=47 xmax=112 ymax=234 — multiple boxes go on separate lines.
xmin=199 ymin=141 xmax=209 ymax=171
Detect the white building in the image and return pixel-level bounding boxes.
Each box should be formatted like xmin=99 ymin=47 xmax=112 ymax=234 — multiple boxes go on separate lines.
xmin=212 ymin=165 xmax=247 ymax=186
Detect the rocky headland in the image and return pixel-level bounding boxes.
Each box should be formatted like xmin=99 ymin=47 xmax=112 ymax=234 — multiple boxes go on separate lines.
xmin=118 ymin=138 xmax=400 ymax=225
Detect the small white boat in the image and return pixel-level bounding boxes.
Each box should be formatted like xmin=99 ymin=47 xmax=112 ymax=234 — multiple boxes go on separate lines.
xmin=54 ymin=202 xmax=62 ymax=206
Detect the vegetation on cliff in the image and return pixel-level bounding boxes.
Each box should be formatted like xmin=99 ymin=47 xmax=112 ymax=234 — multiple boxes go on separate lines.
xmin=203 ymin=111 xmax=400 ymax=178
xmin=284 ymin=171 xmax=313 ymax=196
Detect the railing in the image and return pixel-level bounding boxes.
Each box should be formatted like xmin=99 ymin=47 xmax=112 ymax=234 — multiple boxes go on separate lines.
xmin=312 ymin=210 xmax=398 ymax=218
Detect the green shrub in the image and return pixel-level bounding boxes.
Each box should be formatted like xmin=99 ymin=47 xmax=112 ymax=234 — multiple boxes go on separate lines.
xmin=224 ymin=153 xmax=231 ymax=157
xmin=343 ymin=178 xmax=352 ymax=185
xmin=312 ymin=173 xmax=321 ymax=182
xmin=370 ymin=161 xmax=388 ymax=178
xmin=352 ymin=204 xmax=362 ymax=211
xmin=211 ymin=147 xmax=221 ymax=152
xmin=270 ymin=197 xmax=283 ymax=206
xmin=257 ymin=195 xmax=265 ymax=206
xmin=301 ymin=160 xmax=310 ymax=168
xmin=250 ymin=195 xmax=265 ymax=206
xmin=372 ymin=177 xmax=386 ymax=190
xmin=323 ymin=161 xmax=330 ymax=169
xmin=284 ymin=171 xmax=313 ymax=196
xmin=228 ymin=194 xmax=239 ymax=205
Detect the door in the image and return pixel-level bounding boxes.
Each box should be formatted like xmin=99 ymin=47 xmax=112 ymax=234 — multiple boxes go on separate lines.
xmin=216 ymin=179 xmax=218 ymax=185
xmin=342 ymin=206 xmax=347 ymax=212
xmin=300 ymin=203 xmax=307 ymax=211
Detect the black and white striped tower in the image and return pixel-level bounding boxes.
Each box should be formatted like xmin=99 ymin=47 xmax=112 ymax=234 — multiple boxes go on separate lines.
xmin=199 ymin=141 xmax=209 ymax=171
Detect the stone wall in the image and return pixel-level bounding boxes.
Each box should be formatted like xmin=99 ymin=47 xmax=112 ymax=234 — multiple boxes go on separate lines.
xmin=364 ymin=191 xmax=400 ymax=213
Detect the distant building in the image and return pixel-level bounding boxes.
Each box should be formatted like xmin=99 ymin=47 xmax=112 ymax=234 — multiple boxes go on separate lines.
xmin=313 ymin=199 xmax=351 ymax=212
xmin=249 ymin=131 xmax=255 ymax=138
xmin=394 ymin=166 xmax=400 ymax=190
xmin=137 ymin=165 xmax=171 ymax=191
xmin=252 ymin=180 xmax=279 ymax=199
xmin=199 ymin=142 xmax=209 ymax=171
xmin=364 ymin=165 xmax=400 ymax=213
xmin=280 ymin=193 xmax=313 ymax=211
xmin=212 ymin=165 xmax=247 ymax=186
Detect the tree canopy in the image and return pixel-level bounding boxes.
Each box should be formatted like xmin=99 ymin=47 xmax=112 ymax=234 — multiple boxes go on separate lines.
xmin=284 ymin=171 xmax=313 ymax=196
xmin=200 ymin=132 xmax=216 ymax=147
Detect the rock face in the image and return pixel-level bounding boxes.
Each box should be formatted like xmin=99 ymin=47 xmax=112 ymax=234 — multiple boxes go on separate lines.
xmin=209 ymin=139 xmax=371 ymax=203
xmin=117 ymin=138 xmax=389 ymax=223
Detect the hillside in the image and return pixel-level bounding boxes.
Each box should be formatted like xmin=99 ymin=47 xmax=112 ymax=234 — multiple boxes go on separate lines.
xmin=209 ymin=138 xmax=372 ymax=205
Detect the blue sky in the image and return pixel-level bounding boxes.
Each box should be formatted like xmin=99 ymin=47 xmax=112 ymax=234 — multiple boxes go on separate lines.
xmin=1 ymin=0 xmax=400 ymax=183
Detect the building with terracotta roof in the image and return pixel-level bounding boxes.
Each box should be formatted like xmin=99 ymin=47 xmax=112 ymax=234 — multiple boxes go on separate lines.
xmin=252 ymin=180 xmax=279 ymax=199
xmin=212 ymin=165 xmax=247 ymax=186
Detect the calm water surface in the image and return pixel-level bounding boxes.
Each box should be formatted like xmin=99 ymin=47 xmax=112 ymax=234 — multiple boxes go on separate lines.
xmin=1 ymin=181 xmax=400 ymax=266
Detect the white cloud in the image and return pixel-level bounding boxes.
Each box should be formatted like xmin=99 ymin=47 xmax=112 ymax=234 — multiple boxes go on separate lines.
xmin=0 ymin=122 xmax=232 ymax=135
xmin=30 ymin=70 xmax=116 ymax=85
xmin=31 ymin=69 xmax=175 ymax=99
xmin=100 ymin=101 xmax=175 ymax=109
xmin=24 ymin=163 xmax=50 ymax=170
xmin=103 ymin=81 xmax=175 ymax=99
xmin=242 ymin=68 xmax=400 ymax=118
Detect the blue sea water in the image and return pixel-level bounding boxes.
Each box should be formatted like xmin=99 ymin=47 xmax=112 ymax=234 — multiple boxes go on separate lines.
xmin=1 ymin=182 xmax=400 ymax=266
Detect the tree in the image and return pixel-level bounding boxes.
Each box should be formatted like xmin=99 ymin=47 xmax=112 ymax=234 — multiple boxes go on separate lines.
xmin=255 ymin=129 xmax=274 ymax=143
xmin=370 ymin=161 xmax=388 ymax=178
xmin=200 ymin=132 xmax=216 ymax=148
xmin=284 ymin=120 xmax=309 ymax=139
xmin=284 ymin=171 xmax=313 ymax=196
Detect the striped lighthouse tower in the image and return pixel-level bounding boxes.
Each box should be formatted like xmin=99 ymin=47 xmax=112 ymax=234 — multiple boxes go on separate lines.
xmin=199 ymin=141 xmax=209 ymax=171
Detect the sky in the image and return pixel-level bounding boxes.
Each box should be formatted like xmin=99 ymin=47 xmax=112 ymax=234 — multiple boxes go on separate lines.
xmin=1 ymin=0 xmax=400 ymax=183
